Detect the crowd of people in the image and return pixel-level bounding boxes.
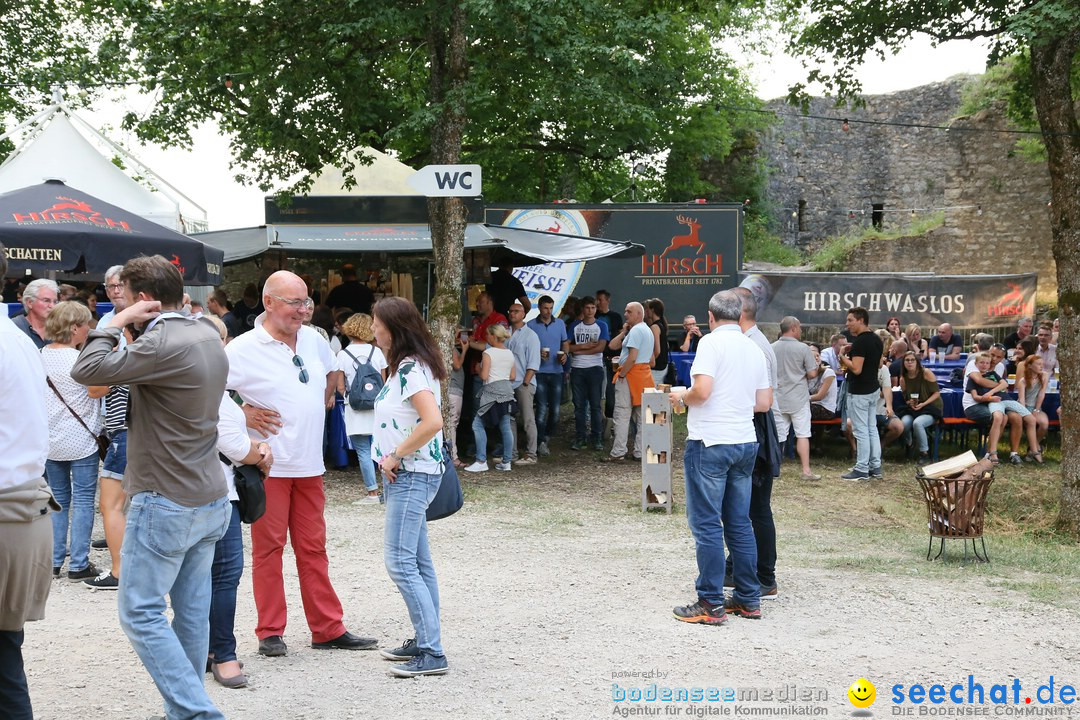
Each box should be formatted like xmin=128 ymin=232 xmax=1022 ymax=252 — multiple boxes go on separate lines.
xmin=1 ymin=244 xmax=1065 ymax=717
xmin=1 ymin=248 xmax=453 ymax=720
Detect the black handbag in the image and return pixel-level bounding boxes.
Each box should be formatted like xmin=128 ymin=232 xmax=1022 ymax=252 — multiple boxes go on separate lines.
xmin=219 ymin=453 xmax=266 ymax=524
xmin=426 ymin=437 xmax=463 ymax=522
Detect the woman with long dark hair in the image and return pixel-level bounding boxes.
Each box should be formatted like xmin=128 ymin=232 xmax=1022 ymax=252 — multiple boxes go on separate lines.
xmin=370 ymin=297 xmax=450 ymax=678
xmin=898 ymin=351 xmax=942 ymax=463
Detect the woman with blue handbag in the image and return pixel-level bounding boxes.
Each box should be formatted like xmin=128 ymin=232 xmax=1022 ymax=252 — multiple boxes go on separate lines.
xmin=371 ymin=297 xmax=449 ymax=678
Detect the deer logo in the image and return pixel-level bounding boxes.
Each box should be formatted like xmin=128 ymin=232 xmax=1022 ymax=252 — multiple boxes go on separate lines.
xmin=545 ymin=221 xmax=562 ymax=233
xmin=45 ymin=196 xmax=95 ymax=214
xmin=659 ymin=215 xmax=704 ymax=259
xmin=999 ymin=282 xmax=1024 ymax=305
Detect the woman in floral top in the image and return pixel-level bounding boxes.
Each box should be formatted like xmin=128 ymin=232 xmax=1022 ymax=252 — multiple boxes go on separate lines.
xmin=371 ymin=297 xmax=449 ymax=678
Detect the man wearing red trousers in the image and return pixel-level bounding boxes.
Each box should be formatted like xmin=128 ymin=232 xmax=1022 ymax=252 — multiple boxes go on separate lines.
xmin=225 ymin=270 xmax=377 ymax=656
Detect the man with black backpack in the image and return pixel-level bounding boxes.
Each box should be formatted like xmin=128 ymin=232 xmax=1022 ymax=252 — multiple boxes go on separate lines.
xmin=334 ymin=313 xmax=387 ymax=504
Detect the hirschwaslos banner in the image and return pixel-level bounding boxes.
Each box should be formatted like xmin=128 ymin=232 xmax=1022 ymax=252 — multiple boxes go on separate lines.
xmin=737 ymin=272 xmax=1038 ymax=328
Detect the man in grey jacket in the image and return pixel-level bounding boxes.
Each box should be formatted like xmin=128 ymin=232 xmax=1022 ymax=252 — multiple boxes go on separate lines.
xmin=72 ymin=255 xmax=231 ymax=720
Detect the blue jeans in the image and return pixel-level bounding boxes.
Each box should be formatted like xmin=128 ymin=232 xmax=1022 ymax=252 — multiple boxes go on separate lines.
xmin=535 ymin=372 xmax=564 ymax=444
xmin=383 ymin=470 xmax=443 ymax=657
xmin=570 ymin=366 xmax=604 ymax=443
xmin=683 ymin=440 xmax=759 ymax=608
xmin=471 ymin=412 xmax=513 ymax=464
xmin=45 ymin=452 xmax=100 ymax=571
xmin=119 ymin=492 xmax=230 ymax=720
xmin=848 ymin=391 xmax=881 ymax=473
xmin=209 ymin=502 xmax=243 ymax=664
xmin=902 ymin=414 xmax=937 ymax=453
xmin=349 ymin=434 xmax=378 ymax=492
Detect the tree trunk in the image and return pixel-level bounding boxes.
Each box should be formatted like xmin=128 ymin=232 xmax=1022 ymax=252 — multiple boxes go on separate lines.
xmin=426 ymin=0 xmax=469 ymax=420
xmin=1029 ymin=32 xmax=1080 ymax=537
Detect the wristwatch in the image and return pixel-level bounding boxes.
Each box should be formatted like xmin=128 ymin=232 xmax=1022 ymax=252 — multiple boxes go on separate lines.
xmin=388 ymin=449 xmax=402 ymax=461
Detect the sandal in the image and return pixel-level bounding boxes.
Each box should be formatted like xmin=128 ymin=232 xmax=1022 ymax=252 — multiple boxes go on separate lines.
xmin=986 ymin=453 xmax=1000 ymax=464
xmin=1032 ymin=451 xmax=1044 ymax=464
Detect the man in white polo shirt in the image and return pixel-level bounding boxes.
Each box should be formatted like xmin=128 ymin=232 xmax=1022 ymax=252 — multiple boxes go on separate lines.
xmin=669 ymin=290 xmax=772 ymax=626
xmin=226 ymin=271 xmax=377 ymax=657
xmin=0 ymin=242 xmax=55 ymax=720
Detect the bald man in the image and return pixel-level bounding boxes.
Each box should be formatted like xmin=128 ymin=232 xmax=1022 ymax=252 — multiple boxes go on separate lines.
xmin=605 ymin=301 xmax=655 ymax=461
xmin=225 ymin=271 xmax=377 ymax=657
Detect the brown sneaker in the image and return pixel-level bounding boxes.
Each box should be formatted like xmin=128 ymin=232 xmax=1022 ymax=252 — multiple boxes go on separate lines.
xmin=723 ymin=598 xmax=762 ymax=619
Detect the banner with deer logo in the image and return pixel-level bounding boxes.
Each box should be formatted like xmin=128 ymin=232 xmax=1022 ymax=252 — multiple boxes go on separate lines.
xmin=484 ymin=203 xmax=744 ymax=325
xmin=737 ymin=271 xmax=1038 ymax=328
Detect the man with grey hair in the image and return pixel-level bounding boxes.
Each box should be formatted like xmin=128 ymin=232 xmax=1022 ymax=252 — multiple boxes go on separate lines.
xmin=728 ymin=286 xmax=782 ymax=598
xmin=1003 ymin=316 xmax=1033 ymax=351
xmin=0 ymin=242 xmax=56 ymax=719
xmin=13 ymin=278 xmax=58 ymax=349
xmin=605 ymin=301 xmax=654 ymax=461
xmin=670 ymin=290 xmax=772 ymax=624
xmin=772 ymin=316 xmax=820 ymax=482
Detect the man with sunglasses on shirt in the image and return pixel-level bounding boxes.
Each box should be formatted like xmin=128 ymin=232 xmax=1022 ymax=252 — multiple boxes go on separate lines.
xmin=225 ymin=271 xmax=377 ymax=658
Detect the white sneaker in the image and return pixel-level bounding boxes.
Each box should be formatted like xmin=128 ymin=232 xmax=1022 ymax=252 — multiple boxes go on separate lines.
xmin=359 ymin=494 xmax=380 ymax=505
xmin=464 ymin=461 xmax=489 ymax=473
xmin=495 ymin=462 xmax=512 ymax=471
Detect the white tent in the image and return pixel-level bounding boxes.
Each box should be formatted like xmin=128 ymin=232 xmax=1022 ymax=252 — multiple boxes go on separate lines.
xmin=0 ymin=103 xmax=207 ymax=233
xmin=305 ymin=147 xmax=420 ymax=196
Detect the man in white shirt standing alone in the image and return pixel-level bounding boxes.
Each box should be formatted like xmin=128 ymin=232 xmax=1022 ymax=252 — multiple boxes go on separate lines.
xmin=669 ymin=290 xmax=772 ymax=625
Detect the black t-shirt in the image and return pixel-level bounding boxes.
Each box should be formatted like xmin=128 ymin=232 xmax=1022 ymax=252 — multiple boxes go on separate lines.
xmin=966 ymin=371 xmax=1005 ymax=401
xmin=652 ymin=318 xmax=669 ymax=368
xmin=888 ymin=356 xmax=904 ymax=380
xmin=232 ymin=300 xmax=263 ymax=334
xmin=677 ymin=330 xmax=700 ymax=353
xmin=846 ymin=330 xmax=883 ymax=395
xmin=486 ymin=269 xmax=528 ymax=317
xmin=326 ymin=280 xmax=374 ymax=315
xmin=598 ymin=311 xmax=623 ymax=357
xmin=929 ymin=335 xmax=960 ymax=354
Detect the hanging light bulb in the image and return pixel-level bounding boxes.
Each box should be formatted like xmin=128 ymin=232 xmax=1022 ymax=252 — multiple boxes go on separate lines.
xmin=224 ymin=74 xmax=233 ymax=89
xmin=848 ymin=211 xmax=855 ymax=219
xmin=841 ymin=119 xmax=850 ymax=132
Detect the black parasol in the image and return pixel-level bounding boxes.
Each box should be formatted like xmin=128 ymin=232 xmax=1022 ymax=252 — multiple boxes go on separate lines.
xmin=0 ymin=180 xmax=224 ymax=284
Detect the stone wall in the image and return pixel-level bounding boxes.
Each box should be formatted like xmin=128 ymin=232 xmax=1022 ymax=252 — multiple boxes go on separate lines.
xmin=762 ymin=77 xmax=1057 ymax=302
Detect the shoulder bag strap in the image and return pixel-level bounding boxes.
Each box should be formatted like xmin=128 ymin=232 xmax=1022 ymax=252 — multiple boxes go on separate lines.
xmin=366 ymin=344 xmax=376 ymax=364
xmin=45 ymin=375 xmax=99 ymax=441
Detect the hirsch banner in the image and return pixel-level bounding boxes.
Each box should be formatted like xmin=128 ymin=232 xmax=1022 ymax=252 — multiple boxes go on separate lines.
xmin=484 ymin=203 xmax=743 ymax=323
xmin=737 ymin=272 xmax=1038 ymax=328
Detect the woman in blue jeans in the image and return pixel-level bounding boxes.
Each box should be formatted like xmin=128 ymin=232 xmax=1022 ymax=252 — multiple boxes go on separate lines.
xmin=206 ymin=315 xmax=275 ymax=688
xmin=371 ymin=297 xmax=449 ymax=678
xmin=334 ymin=313 xmax=388 ymax=502
xmin=40 ymin=301 xmax=108 ymax=580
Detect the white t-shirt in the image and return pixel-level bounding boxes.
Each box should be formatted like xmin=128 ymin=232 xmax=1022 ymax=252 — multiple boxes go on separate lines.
xmin=810 ymin=367 xmax=838 ymax=414
xmin=569 ymin=320 xmax=607 ymax=369
xmin=217 ymin=393 xmax=251 ymax=502
xmin=961 ymin=357 xmax=1007 ymax=410
xmin=686 ymin=325 xmax=769 ymax=445
xmin=336 ymin=343 xmax=388 ymax=436
xmin=0 ymin=314 xmax=48 ymax=490
xmin=373 ymin=357 xmax=444 ymax=474
xmin=41 ymin=346 xmax=103 ymax=461
xmin=483 ymin=347 xmax=514 ymax=384
xmin=225 ymin=314 xmax=335 ymax=478
xmin=875 ymin=365 xmax=892 ymax=416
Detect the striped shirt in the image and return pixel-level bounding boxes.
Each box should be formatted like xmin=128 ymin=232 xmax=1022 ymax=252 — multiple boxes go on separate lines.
xmin=104 ymin=385 xmax=129 ymax=433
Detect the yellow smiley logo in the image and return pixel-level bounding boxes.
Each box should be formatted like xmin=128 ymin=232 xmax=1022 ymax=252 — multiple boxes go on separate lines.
xmin=848 ymin=678 xmax=876 ymax=708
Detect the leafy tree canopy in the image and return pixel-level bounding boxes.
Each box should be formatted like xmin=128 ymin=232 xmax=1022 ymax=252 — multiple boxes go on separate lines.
xmin=77 ymin=0 xmax=769 ymax=202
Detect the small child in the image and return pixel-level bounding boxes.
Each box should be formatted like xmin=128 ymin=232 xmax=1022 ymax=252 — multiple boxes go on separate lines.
xmin=965 ymin=351 xmax=1038 ymax=464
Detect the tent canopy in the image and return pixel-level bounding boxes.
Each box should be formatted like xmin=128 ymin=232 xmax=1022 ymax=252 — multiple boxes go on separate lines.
xmin=196 ymin=223 xmax=641 ymax=264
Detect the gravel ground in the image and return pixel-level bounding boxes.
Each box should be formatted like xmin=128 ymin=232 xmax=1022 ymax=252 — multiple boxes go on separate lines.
xmin=25 ymin=452 xmax=1080 ymax=720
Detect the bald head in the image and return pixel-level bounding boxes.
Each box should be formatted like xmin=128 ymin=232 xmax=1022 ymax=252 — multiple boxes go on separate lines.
xmin=624 ymin=301 xmax=644 ymax=326
xmin=264 ymin=270 xmax=307 ymax=299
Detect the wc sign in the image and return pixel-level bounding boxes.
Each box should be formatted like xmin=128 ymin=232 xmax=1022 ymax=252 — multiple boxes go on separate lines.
xmin=407 ymin=164 xmax=482 ymax=197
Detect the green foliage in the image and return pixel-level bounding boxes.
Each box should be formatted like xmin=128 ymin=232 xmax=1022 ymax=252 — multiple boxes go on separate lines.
xmin=75 ymin=0 xmax=770 ymax=201
xmin=808 ymin=211 xmax=945 ymax=272
xmin=743 ymin=215 xmax=803 ymax=266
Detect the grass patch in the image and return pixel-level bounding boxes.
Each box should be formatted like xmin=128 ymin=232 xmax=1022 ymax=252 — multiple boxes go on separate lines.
xmin=808 ymin=211 xmax=945 ymax=271
xmin=745 ymin=228 xmax=803 ymax=266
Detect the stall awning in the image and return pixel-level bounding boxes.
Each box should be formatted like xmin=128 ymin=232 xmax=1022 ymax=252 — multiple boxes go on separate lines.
xmin=198 ymin=223 xmax=643 ymax=264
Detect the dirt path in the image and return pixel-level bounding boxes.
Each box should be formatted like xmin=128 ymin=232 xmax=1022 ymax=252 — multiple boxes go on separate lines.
xmin=25 ymin=462 xmax=1080 ymax=720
